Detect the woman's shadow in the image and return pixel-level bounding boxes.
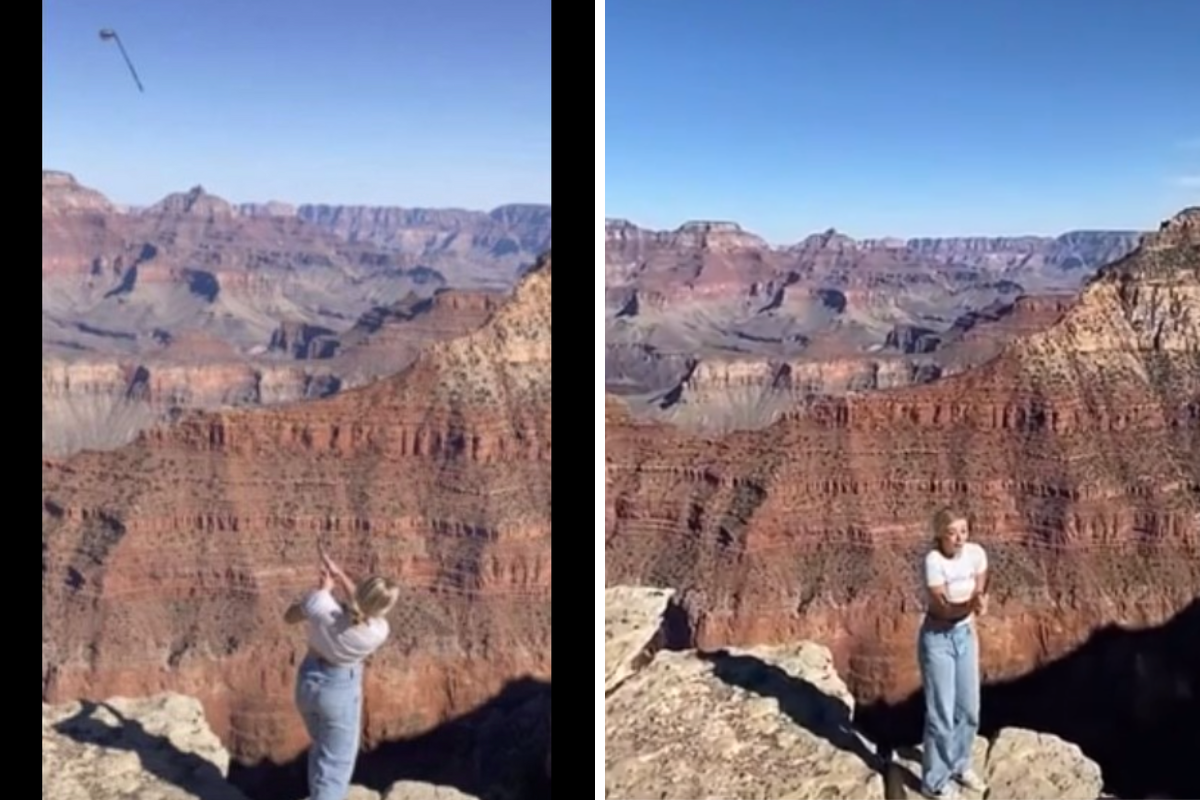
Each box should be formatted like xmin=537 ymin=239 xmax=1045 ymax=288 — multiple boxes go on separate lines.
xmin=699 ymin=650 xmax=884 ymax=769
xmin=52 ymin=700 xmax=247 ymax=800
xmin=700 ymin=651 xmax=919 ymax=799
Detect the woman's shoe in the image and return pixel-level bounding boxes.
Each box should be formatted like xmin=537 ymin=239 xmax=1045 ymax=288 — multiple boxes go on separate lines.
xmin=954 ymin=768 xmax=988 ymax=793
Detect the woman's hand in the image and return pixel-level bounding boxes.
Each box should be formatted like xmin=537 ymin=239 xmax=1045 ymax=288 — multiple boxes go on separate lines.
xmin=320 ymin=566 xmax=335 ymax=593
xmin=318 ymin=544 xmax=356 ymax=598
xmin=972 ymin=592 xmax=989 ymax=617
xmin=319 ymin=544 xmax=345 ymax=578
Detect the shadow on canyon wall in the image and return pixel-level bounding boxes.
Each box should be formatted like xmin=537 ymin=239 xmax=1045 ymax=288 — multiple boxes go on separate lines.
xmin=854 ymin=599 xmax=1200 ymax=799
xmin=229 ymin=677 xmax=551 ymax=800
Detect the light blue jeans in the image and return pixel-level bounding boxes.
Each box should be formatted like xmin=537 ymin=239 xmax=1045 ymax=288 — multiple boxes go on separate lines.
xmin=295 ymin=655 xmax=363 ymax=800
xmin=918 ymin=619 xmax=981 ymax=794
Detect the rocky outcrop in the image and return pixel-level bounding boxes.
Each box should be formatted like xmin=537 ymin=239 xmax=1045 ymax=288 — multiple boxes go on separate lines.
xmin=334 ymin=289 xmax=505 ymax=381
xmin=43 ymin=170 xmax=116 ymax=215
xmin=307 ymin=783 xmax=480 ymax=800
xmin=42 ymin=257 xmax=552 ymax=765
xmin=884 ymin=324 xmax=941 ymax=354
xmin=604 ymin=586 xmax=677 ymax=694
xmin=42 ymin=692 xmax=484 ymax=800
xmin=268 ymin=321 xmax=340 ymax=360
xmin=42 ymin=171 xmax=128 ymax=278
xmin=382 ymin=783 xmax=479 ymax=800
xmin=147 ymin=186 xmax=238 ymax=220
xmin=606 ymin=210 xmax=1199 ymax=721
xmin=43 ymin=694 xmax=249 ymax=800
xmin=604 ymin=587 xmax=1105 ymax=800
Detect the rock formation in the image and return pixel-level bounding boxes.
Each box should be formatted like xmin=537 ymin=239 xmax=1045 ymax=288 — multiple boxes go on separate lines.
xmin=604 ymin=586 xmax=1105 ymax=800
xmin=42 ymin=692 xmax=482 ymax=800
xmin=43 ymin=694 xmax=250 ymax=800
xmin=605 ymin=217 xmax=1140 ymax=305
xmin=43 ymin=172 xmax=550 ymax=454
xmin=604 ymin=216 xmax=1141 ymax=420
xmin=40 ymin=355 xmax=345 ymax=456
xmin=605 ymin=210 xmax=1200 ymax=788
xmin=244 ymin=202 xmax=552 ymax=287
xmin=333 ymin=289 xmax=506 ymax=383
xmin=42 ymin=256 xmax=552 ymax=767
xmin=604 ymin=585 xmax=679 ymax=694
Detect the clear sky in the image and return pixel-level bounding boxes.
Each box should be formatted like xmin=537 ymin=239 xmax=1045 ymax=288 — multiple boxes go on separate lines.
xmin=605 ymin=0 xmax=1200 ymax=242
xmin=43 ymin=0 xmax=550 ymax=208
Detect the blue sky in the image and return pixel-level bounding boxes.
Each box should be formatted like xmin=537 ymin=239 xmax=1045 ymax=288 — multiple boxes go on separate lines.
xmin=606 ymin=0 xmax=1200 ymax=241
xmin=43 ymin=0 xmax=550 ymax=208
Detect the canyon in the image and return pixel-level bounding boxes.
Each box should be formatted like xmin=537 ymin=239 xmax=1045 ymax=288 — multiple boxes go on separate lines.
xmin=42 ymin=171 xmax=550 ymax=456
xmin=604 ymin=209 xmax=1200 ymax=797
xmin=605 ymin=217 xmax=1141 ymax=430
xmin=42 ymin=252 xmax=553 ymax=779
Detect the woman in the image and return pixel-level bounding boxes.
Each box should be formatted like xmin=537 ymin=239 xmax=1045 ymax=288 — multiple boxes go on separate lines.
xmin=918 ymin=507 xmax=990 ymax=799
xmin=284 ymin=546 xmax=401 ymax=800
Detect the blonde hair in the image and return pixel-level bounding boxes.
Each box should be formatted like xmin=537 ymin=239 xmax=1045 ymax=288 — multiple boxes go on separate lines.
xmin=931 ymin=505 xmax=972 ymax=542
xmin=346 ymin=576 xmax=400 ymax=626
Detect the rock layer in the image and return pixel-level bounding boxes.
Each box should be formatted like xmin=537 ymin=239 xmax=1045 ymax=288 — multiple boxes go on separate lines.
xmin=42 ymin=256 xmax=553 ymax=765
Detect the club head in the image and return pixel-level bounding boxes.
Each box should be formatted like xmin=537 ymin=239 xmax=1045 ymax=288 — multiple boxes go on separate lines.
xmin=99 ymin=29 xmax=117 ymax=41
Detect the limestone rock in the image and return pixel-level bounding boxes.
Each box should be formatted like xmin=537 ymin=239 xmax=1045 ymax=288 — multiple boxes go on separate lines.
xmin=604 ymin=585 xmax=676 ymax=694
xmin=604 ymin=586 xmax=1106 ymax=800
xmin=889 ymin=728 xmax=1103 ymax=800
xmin=982 ymin=728 xmax=1104 ymax=799
xmin=42 ymin=693 xmax=248 ymax=800
xmin=383 ymin=781 xmax=480 ymax=800
xmin=606 ymin=643 xmax=882 ymax=800
xmin=312 ymin=788 xmax=381 ymax=800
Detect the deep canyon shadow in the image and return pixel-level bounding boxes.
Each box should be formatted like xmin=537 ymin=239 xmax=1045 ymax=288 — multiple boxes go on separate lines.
xmin=229 ymin=677 xmax=550 ymax=800
xmin=854 ymin=599 xmax=1200 ymax=799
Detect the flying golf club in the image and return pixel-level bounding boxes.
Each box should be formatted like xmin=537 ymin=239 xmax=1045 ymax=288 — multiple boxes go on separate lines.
xmin=99 ymin=28 xmax=144 ymax=92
